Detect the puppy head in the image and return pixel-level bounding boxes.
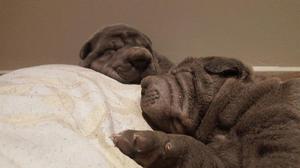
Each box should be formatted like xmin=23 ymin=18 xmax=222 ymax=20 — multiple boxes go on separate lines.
xmin=141 ymin=56 xmax=252 ymax=135
xmin=79 ymin=24 xmax=162 ymax=84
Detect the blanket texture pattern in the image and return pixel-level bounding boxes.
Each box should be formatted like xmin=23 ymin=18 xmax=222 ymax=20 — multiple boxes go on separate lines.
xmin=0 ymin=65 xmax=151 ymax=168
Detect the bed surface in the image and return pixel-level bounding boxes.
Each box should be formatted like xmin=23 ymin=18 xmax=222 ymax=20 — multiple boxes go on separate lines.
xmin=0 ymin=64 xmax=151 ymax=168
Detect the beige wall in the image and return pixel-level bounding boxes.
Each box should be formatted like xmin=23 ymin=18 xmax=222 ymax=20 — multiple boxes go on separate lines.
xmin=1 ymin=0 xmax=299 ymax=70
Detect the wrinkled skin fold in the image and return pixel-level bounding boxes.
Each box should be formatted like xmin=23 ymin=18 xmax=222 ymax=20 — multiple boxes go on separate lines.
xmin=79 ymin=24 xmax=173 ymax=84
xmin=114 ymin=57 xmax=300 ymax=168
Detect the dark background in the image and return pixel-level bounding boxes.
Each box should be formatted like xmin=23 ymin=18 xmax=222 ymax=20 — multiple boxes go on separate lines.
xmin=1 ymin=0 xmax=299 ymax=70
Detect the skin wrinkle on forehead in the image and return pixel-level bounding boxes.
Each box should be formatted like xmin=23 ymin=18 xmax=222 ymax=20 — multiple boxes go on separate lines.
xmin=161 ymin=76 xmax=172 ymax=118
xmin=79 ymin=25 xmax=173 ymax=84
xmin=105 ymin=29 xmax=150 ymax=51
xmin=165 ymin=75 xmax=186 ymax=133
xmin=175 ymin=72 xmax=197 ymax=133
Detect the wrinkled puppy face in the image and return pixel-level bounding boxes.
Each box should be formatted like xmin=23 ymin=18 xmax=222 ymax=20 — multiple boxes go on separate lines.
xmin=141 ymin=57 xmax=251 ymax=135
xmin=79 ymin=25 xmax=159 ymax=84
xmin=112 ymin=130 xmax=185 ymax=168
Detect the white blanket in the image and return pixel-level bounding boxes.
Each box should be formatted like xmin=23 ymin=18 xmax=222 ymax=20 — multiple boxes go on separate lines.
xmin=0 ymin=65 xmax=151 ymax=168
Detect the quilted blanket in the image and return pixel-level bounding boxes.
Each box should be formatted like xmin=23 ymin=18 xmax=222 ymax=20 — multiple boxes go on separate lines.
xmin=0 ymin=65 xmax=151 ymax=168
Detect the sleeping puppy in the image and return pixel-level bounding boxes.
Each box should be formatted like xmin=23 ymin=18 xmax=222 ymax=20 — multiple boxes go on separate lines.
xmin=112 ymin=57 xmax=300 ymax=168
xmin=79 ymin=24 xmax=173 ymax=84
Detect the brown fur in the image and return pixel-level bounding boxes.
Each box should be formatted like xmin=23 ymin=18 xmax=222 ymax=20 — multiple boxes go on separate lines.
xmin=113 ymin=57 xmax=300 ymax=168
xmin=79 ymin=24 xmax=173 ymax=84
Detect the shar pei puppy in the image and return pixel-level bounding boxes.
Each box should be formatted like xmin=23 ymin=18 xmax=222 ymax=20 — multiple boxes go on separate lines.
xmin=79 ymin=24 xmax=173 ymax=84
xmin=112 ymin=57 xmax=300 ymax=168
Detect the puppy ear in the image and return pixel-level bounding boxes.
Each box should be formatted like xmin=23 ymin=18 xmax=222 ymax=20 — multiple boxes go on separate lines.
xmin=204 ymin=57 xmax=251 ymax=79
xmin=142 ymin=33 xmax=152 ymax=47
xmin=79 ymin=32 xmax=102 ymax=60
xmin=79 ymin=41 xmax=92 ymax=60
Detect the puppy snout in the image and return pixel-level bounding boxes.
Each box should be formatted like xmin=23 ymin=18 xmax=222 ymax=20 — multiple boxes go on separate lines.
xmin=141 ymin=75 xmax=155 ymax=90
xmin=128 ymin=47 xmax=152 ymax=71
xmin=141 ymin=76 xmax=161 ymax=95
xmin=141 ymin=75 xmax=171 ymax=119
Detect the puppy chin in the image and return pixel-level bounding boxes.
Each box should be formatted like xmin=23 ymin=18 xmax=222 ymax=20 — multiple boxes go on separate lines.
xmin=141 ymin=96 xmax=169 ymax=119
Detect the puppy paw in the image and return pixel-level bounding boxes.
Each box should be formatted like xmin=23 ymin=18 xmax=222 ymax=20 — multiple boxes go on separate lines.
xmin=111 ymin=130 xmax=189 ymax=168
xmin=111 ymin=130 xmax=157 ymax=158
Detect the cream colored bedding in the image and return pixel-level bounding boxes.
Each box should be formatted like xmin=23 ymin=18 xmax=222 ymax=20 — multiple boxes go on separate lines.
xmin=0 ymin=65 xmax=151 ymax=168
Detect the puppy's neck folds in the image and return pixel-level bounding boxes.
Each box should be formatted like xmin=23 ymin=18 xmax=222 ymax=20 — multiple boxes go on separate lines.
xmin=195 ymin=78 xmax=281 ymax=143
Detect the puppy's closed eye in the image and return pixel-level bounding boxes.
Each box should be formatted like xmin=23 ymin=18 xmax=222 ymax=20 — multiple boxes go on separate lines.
xmin=79 ymin=24 xmax=173 ymax=84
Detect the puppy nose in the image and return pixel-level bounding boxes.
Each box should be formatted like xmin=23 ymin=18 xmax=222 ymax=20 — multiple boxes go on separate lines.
xmin=128 ymin=47 xmax=152 ymax=71
xmin=141 ymin=75 xmax=156 ymax=90
xmin=129 ymin=54 xmax=151 ymax=71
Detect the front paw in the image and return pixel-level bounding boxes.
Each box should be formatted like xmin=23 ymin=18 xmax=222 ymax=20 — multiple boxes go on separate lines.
xmin=111 ymin=130 xmax=190 ymax=168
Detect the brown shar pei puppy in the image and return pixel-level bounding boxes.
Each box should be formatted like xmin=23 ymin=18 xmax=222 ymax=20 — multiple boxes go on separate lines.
xmin=79 ymin=24 xmax=173 ymax=84
xmin=112 ymin=57 xmax=300 ymax=168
